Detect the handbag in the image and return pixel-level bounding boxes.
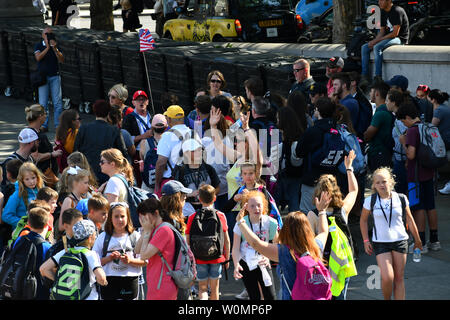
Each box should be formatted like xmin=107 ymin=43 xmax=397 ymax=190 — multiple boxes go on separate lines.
xmin=30 ymin=70 xmax=47 ymax=88
xmin=44 ymin=167 xmax=59 ymax=189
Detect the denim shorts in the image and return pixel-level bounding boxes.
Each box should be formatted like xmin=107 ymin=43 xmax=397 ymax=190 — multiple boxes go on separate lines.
xmin=196 ymin=263 xmax=223 ymax=281
xmin=373 ymin=240 xmax=408 ymax=256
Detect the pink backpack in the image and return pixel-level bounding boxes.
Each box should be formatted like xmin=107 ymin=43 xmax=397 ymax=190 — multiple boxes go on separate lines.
xmin=291 ymin=251 xmax=332 ymax=300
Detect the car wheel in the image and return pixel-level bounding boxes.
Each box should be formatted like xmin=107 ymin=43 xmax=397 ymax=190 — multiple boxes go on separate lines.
xmin=212 ymin=35 xmax=225 ymax=42
xmin=163 ymin=32 xmax=173 ymax=40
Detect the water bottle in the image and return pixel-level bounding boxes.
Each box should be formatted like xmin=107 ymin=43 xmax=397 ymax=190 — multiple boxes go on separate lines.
xmin=413 ymin=248 xmax=421 ymax=262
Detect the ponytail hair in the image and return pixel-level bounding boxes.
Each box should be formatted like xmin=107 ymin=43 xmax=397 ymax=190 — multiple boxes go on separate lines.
xmin=64 ymin=167 xmax=90 ymax=193
xmin=25 ymin=104 xmax=45 ymax=123
xmin=428 ymin=89 xmax=450 ymax=105
xmin=100 ymin=148 xmax=135 ymax=185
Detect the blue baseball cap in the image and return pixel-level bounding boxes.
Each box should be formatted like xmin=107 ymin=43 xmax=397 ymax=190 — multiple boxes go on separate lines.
xmin=161 ymin=180 xmax=192 ymax=196
xmin=386 ymin=75 xmax=409 ymax=91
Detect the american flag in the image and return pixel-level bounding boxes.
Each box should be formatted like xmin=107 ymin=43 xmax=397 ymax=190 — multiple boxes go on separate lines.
xmin=139 ymin=29 xmax=155 ymax=52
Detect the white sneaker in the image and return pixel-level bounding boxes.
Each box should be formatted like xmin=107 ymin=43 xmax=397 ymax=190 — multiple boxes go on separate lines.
xmin=235 ymin=289 xmax=249 ymax=300
xmin=409 ymin=242 xmax=428 ymax=254
xmin=427 ymin=241 xmax=441 ymax=251
xmin=438 ymin=181 xmax=450 ymax=195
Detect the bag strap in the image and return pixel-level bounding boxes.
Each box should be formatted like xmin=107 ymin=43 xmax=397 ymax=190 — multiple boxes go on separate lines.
xmin=132 ymin=111 xmax=150 ymax=131
xmin=102 ymin=233 xmax=112 ymax=258
xmin=370 ymin=193 xmax=378 ymax=240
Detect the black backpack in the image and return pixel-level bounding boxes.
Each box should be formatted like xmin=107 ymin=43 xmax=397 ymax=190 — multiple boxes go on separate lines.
xmin=0 ymin=235 xmax=45 ymax=300
xmin=314 ymin=208 xmax=355 ymax=263
xmin=189 ymin=208 xmax=224 ymax=261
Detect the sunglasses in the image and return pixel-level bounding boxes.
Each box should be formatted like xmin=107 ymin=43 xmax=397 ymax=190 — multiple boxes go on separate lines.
xmin=417 ymin=85 xmax=429 ymax=92
xmin=109 ymin=95 xmax=118 ymax=99
xmin=99 ymin=159 xmax=108 ymax=165
xmin=293 ymin=67 xmax=305 ymax=73
xmin=210 ymin=79 xmax=222 ymax=83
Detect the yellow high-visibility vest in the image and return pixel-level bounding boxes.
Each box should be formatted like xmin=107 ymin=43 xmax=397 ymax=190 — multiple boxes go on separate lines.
xmin=327 ymin=216 xmax=357 ymax=296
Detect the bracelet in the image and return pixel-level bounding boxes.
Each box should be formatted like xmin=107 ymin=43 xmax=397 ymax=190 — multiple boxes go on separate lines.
xmin=363 ymin=239 xmax=370 ymax=243
xmin=318 ymin=211 xmax=327 ymax=216
xmin=237 ymin=219 xmax=245 ymax=225
xmin=346 ymin=167 xmax=354 ymax=172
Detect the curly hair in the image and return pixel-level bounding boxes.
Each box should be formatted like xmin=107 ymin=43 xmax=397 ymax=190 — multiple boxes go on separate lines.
xmin=241 ymin=190 xmax=269 ymax=217
xmin=313 ymin=174 xmax=344 ymax=209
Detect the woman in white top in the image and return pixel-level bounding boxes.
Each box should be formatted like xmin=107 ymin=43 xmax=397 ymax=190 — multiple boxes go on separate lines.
xmin=99 ymin=148 xmax=134 ymax=203
xmin=93 ymin=202 xmax=146 ymax=300
xmin=360 ymin=167 xmax=422 ymax=300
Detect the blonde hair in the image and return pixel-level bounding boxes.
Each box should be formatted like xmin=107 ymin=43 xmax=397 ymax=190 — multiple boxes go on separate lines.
xmin=370 ymin=167 xmax=396 ymax=194
xmin=25 ymin=104 xmax=45 ymax=123
xmin=67 ymin=152 xmax=98 ymax=188
xmin=101 ymin=148 xmax=135 ymax=185
xmin=63 ymin=167 xmax=90 ymax=193
xmin=313 ymin=174 xmax=344 ymax=208
xmin=109 ymin=83 xmax=128 ymax=104
xmin=17 ymin=162 xmax=44 ymax=207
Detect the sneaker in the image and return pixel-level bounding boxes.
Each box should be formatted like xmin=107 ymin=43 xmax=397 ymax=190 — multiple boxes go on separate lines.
xmin=438 ymin=181 xmax=450 ymax=195
xmin=235 ymin=289 xmax=249 ymax=300
xmin=409 ymin=242 xmax=428 ymax=254
xmin=427 ymin=241 xmax=441 ymax=251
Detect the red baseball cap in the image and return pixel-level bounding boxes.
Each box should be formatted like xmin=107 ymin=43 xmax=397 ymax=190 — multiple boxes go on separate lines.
xmin=132 ymin=90 xmax=148 ymax=100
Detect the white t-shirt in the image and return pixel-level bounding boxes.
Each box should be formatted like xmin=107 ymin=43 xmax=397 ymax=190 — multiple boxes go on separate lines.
xmin=52 ymin=247 xmax=102 ymax=300
xmin=233 ymin=215 xmax=278 ymax=270
xmin=363 ymin=192 xmax=409 ymax=243
xmin=157 ymin=124 xmax=191 ymax=178
xmin=92 ymin=231 xmax=142 ymax=277
xmin=104 ymin=175 xmax=128 ymax=202
xmin=202 ymin=136 xmax=231 ymax=196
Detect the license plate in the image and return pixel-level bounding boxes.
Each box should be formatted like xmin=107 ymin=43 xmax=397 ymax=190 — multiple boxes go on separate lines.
xmin=266 ymin=28 xmax=278 ymax=37
xmin=258 ymin=19 xmax=283 ymax=27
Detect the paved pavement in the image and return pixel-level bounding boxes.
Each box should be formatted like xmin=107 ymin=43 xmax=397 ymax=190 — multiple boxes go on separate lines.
xmin=1 ymin=93 xmax=450 ymax=300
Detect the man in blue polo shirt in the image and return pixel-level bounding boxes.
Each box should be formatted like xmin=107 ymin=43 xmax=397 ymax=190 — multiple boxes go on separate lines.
xmin=34 ymin=27 xmax=64 ymax=132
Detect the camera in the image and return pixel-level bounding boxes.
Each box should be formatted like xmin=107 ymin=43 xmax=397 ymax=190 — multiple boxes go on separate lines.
xmin=46 ymin=33 xmax=55 ymax=41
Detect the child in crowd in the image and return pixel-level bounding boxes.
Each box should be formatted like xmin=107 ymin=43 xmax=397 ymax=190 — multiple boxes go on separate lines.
xmin=40 ymin=219 xmax=108 ymax=300
xmin=232 ymin=190 xmax=278 ymax=300
xmin=93 ymin=202 xmax=145 ymax=300
xmin=36 ymin=187 xmax=58 ymax=231
xmin=58 ymin=167 xmax=91 ymax=232
xmin=2 ymin=162 xmax=44 ymax=229
xmin=186 ymin=184 xmax=230 ymax=300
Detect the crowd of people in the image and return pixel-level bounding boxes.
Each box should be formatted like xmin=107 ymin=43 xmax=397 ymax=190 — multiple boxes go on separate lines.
xmin=0 ymin=24 xmax=449 ymax=301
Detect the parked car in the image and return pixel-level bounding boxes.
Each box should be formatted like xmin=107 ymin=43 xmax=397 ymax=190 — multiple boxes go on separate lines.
xmin=295 ymin=0 xmax=332 ymax=26
xmin=163 ymin=0 xmax=304 ymax=42
xmin=297 ymin=6 xmax=332 ymax=43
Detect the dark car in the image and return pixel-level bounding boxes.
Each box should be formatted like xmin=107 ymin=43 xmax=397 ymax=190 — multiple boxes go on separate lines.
xmin=297 ymin=6 xmax=332 ymax=43
xmin=163 ymin=0 xmax=304 ymax=42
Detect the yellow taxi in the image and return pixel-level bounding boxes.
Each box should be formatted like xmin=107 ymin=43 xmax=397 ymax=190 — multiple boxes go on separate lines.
xmin=163 ymin=0 xmax=303 ymax=42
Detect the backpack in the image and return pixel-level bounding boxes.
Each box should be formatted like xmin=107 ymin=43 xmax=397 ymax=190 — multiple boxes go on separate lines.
xmin=309 ymin=127 xmax=345 ymax=172
xmin=189 ymin=208 xmax=224 ymax=261
xmin=414 ymin=123 xmax=447 ymax=169
xmin=289 ymin=250 xmax=332 ymax=300
xmin=337 ymin=125 xmax=366 ymax=175
xmin=0 ymin=235 xmax=45 ymax=300
xmin=290 ymin=141 xmax=303 ymax=167
xmin=51 ymin=247 xmax=91 ymax=300
xmin=113 ymin=174 xmax=149 ymax=228
xmin=369 ymin=192 xmax=407 ymax=241
xmin=142 ymin=136 xmax=158 ymax=188
xmin=314 ymin=208 xmax=355 ymax=263
xmin=154 ymin=222 xmax=196 ymax=289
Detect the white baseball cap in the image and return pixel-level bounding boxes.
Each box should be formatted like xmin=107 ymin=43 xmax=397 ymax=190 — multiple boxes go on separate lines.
xmin=18 ymin=128 xmax=39 ymax=144
xmin=182 ymin=139 xmax=202 ymax=153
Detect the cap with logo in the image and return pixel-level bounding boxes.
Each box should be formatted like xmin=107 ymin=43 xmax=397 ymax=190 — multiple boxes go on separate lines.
xmin=163 ymin=105 xmax=185 ymax=119
xmin=133 ymin=90 xmax=148 ymax=100
xmin=18 ymin=128 xmax=39 ymax=144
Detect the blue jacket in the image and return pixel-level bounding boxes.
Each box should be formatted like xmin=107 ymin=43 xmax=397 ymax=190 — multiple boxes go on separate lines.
xmin=2 ymin=182 xmax=38 ymax=228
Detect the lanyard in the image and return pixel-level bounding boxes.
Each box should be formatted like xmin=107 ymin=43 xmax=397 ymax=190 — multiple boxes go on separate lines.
xmin=378 ymin=194 xmax=393 ymax=228
xmin=248 ymin=217 xmax=263 ymax=241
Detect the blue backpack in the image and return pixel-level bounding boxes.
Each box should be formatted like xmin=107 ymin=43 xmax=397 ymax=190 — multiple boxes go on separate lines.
xmin=337 ymin=125 xmax=366 ymax=175
xmin=114 ymin=174 xmax=149 ymax=228
xmin=309 ymin=127 xmax=345 ymax=172
xmin=142 ymin=137 xmax=158 ymax=188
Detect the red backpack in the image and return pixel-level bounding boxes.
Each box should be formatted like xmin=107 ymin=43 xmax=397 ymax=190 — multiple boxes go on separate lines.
xmin=291 ymin=251 xmax=332 ymax=300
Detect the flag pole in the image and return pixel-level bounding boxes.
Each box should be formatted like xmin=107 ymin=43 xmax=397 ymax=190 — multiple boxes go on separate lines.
xmin=142 ymin=51 xmax=156 ymax=115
